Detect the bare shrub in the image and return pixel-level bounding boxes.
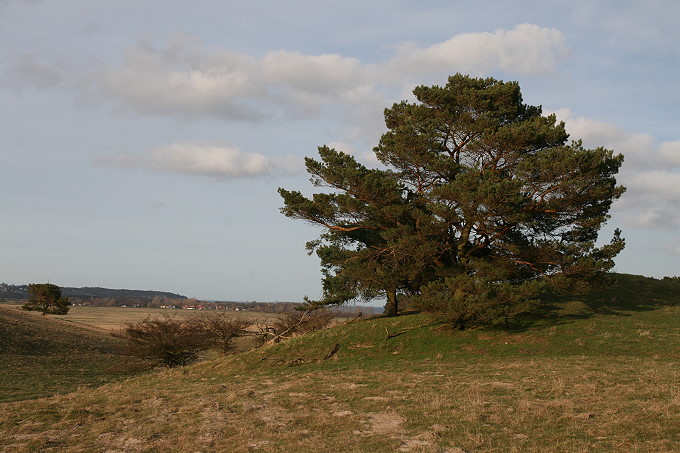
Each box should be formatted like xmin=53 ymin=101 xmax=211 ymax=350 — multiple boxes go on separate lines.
xmin=113 ymin=314 xmax=252 ymax=367
xmin=113 ymin=314 xmax=208 ymax=367
xmin=187 ymin=314 xmax=251 ymax=354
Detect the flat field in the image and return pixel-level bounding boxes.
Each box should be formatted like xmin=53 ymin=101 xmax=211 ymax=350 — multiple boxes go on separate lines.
xmin=0 ymin=303 xmax=281 ymax=331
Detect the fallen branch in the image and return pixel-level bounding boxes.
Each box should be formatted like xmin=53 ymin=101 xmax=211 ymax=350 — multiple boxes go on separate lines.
xmin=346 ymin=312 xmax=363 ymax=323
xmin=261 ymin=343 xmax=341 ymax=367
xmin=265 ymin=309 xmax=314 ymax=345
xmin=384 ymin=321 xmax=441 ymax=340
xmin=322 ymin=343 xmax=340 ymax=360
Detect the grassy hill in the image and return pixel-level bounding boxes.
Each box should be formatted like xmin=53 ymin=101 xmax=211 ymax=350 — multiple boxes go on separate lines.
xmin=0 ymin=305 xmax=145 ymax=403
xmin=1 ymin=273 xmax=680 ymax=452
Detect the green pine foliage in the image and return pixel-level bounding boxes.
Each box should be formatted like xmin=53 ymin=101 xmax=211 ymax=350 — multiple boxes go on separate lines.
xmin=22 ymin=283 xmax=71 ymax=315
xmin=279 ymin=74 xmax=625 ymax=327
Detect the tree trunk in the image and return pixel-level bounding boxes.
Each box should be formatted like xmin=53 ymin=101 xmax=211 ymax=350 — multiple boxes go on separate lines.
xmin=384 ymin=288 xmax=398 ymax=317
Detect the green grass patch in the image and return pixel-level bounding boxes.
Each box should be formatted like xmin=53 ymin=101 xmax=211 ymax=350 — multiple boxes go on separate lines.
xmin=0 ymin=305 xmax=146 ymax=403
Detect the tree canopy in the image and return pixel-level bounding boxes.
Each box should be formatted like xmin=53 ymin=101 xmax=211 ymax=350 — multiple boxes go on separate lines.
xmin=279 ymin=74 xmax=625 ymax=327
xmin=22 ymin=283 xmax=71 ymax=315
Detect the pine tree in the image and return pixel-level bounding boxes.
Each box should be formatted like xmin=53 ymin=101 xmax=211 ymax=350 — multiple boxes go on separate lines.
xmin=22 ymin=283 xmax=71 ymax=315
xmin=279 ymin=74 xmax=625 ymax=325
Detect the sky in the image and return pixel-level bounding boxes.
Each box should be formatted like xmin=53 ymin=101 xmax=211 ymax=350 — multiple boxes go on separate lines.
xmin=1 ymin=1 xmax=679 ymax=302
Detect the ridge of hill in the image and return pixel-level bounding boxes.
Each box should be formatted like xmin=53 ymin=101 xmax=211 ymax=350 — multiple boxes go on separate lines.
xmin=0 ymin=283 xmax=187 ymax=301
xmin=1 ymin=273 xmax=680 ymax=452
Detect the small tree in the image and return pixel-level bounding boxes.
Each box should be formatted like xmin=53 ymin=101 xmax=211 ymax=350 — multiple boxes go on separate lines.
xmin=22 ymin=283 xmax=70 ymax=315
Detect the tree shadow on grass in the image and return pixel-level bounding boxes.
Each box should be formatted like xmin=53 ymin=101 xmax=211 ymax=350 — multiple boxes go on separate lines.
xmin=503 ymin=273 xmax=680 ymax=332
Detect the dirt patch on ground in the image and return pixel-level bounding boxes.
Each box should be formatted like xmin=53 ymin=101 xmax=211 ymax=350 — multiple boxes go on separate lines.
xmin=366 ymin=412 xmax=405 ymax=435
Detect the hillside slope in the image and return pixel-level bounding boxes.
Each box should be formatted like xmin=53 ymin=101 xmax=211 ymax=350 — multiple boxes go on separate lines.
xmin=0 ymin=305 xmax=143 ymax=403
xmin=1 ymin=274 xmax=679 ymax=452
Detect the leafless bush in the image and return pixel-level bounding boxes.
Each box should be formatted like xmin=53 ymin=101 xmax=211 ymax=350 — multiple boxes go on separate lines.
xmin=187 ymin=314 xmax=251 ymax=354
xmin=113 ymin=314 xmax=251 ymax=367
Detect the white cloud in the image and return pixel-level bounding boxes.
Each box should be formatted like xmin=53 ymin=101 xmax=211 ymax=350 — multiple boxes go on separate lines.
xmin=85 ymin=36 xmax=374 ymax=120
xmin=553 ymin=109 xmax=680 ymax=230
xmin=97 ymin=141 xmax=301 ymax=180
xmin=21 ymin=24 xmax=570 ymax=178
xmin=389 ymin=24 xmax=568 ymax=77
xmin=622 ymin=171 xmax=680 ymax=229
xmin=1 ymin=55 xmax=62 ymax=90
xmin=150 ymin=142 xmax=272 ymax=178
xmin=260 ymin=50 xmax=369 ymax=114
xmin=327 ymin=141 xmax=381 ymax=167
xmin=659 ymin=140 xmax=680 ymax=166
xmin=627 ymin=171 xmax=680 ymax=200
xmin=551 ymin=109 xmax=657 ymax=169
xmin=326 ymin=141 xmax=357 ymax=156
xmin=91 ymin=38 xmax=264 ymax=121
xmin=5 ymin=25 xmax=569 ymax=121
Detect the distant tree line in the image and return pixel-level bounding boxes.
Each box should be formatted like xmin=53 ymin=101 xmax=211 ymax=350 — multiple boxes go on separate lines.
xmin=1 ymin=283 xmax=379 ymax=314
xmin=0 ymin=283 xmax=30 ymax=300
xmin=72 ymin=298 xmax=308 ymax=312
xmin=0 ymin=284 xmax=186 ymax=304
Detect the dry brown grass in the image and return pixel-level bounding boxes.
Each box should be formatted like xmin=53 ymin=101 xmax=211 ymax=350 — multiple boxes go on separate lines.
xmin=57 ymin=305 xmax=282 ymax=331
xmin=1 ymin=351 xmax=678 ymax=452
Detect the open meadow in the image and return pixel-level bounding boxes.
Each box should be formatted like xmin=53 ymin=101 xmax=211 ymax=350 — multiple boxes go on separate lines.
xmin=1 ymin=274 xmax=680 ymax=452
xmin=0 ymin=303 xmax=282 ymax=331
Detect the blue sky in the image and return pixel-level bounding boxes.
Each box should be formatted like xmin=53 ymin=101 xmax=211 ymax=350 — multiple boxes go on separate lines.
xmin=1 ymin=1 xmax=679 ymax=301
